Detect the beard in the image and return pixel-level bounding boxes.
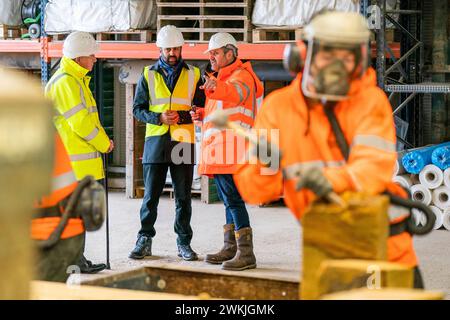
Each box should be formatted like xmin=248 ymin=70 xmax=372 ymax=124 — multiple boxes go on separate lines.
xmin=165 ymin=55 xmax=179 ymax=66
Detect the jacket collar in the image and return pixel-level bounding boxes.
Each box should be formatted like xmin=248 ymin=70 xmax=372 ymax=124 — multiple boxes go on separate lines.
xmin=60 ymin=56 xmax=90 ymax=79
xmin=216 ymin=58 xmax=243 ymax=80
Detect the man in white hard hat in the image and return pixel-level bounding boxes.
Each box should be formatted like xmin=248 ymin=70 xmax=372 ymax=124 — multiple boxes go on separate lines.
xmin=45 ymin=31 xmax=113 ymax=274
xmin=191 ymin=33 xmax=264 ymax=271
xmin=130 ymin=25 xmax=205 ymax=261
xmin=235 ymin=10 xmax=425 ymax=289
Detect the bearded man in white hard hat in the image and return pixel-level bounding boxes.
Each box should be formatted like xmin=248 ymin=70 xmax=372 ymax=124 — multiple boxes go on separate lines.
xmin=45 ymin=31 xmax=113 ymax=274
xmin=129 ymin=25 xmax=205 ymax=261
xmin=191 ymin=33 xmax=264 ymax=271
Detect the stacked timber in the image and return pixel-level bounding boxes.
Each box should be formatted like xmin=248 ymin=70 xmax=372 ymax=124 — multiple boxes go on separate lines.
xmin=301 ymin=192 xmax=390 ymax=299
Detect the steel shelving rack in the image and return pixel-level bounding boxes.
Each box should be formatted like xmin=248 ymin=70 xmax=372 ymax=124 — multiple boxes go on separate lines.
xmin=362 ymin=0 xmax=450 ymax=148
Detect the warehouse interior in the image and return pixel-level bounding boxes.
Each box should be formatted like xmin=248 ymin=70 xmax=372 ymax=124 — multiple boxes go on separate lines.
xmin=0 ymin=0 xmax=450 ymax=301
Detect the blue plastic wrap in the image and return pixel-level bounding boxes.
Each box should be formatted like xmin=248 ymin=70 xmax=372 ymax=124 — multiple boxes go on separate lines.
xmin=432 ymin=146 xmax=450 ymax=170
xmin=402 ymin=142 xmax=450 ymax=174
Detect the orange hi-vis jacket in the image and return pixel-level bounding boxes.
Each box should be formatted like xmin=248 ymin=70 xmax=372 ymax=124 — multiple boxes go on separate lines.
xmin=234 ymin=68 xmax=418 ymax=267
xmin=31 ymin=134 xmax=84 ymax=241
xmin=198 ymin=58 xmax=264 ymax=175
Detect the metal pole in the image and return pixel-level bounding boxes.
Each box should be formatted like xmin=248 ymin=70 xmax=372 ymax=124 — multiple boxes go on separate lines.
xmin=376 ymin=0 xmax=386 ymax=90
xmin=40 ymin=0 xmax=50 ymax=86
xmin=103 ymin=154 xmax=111 ymax=270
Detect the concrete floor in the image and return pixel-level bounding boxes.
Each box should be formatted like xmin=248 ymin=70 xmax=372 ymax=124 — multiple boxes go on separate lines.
xmin=83 ymin=191 xmax=450 ymax=299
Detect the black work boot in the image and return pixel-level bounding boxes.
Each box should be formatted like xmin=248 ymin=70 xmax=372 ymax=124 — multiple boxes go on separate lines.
xmin=129 ymin=235 xmax=152 ymax=259
xmin=222 ymin=227 xmax=256 ymax=271
xmin=205 ymin=224 xmax=237 ymax=264
xmin=78 ymin=255 xmax=107 ymax=274
xmin=177 ymin=244 xmax=198 ymax=261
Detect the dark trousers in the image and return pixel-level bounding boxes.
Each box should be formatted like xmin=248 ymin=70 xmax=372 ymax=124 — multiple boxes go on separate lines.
xmin=139 ymin=163 xmax=194 ymax=245
xmin=214 ymin=174 xmax=250 ymax=231
xmin=414 ymin=266 xmax=425 ymax=289
xmin=36 ymin=233 xmax=84 ymax=282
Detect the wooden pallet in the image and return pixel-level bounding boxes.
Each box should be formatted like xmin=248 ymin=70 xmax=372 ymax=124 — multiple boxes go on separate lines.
xmin=51 ymin=30 xmax=155 ymax=43
xmin=252 ymin=27 xmax=302 ymax=43
xmin=135 ymin=186 xmax=202 ymax=200
xmin=157 ymin=1 xmax=252 ymax=42
xmin=0 ymin=25 xmax=22 ymax=39
xmin=95 ymin=30 xmax=155 ymax=43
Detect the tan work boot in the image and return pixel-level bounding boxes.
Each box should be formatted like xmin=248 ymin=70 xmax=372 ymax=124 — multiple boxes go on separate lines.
xmin=222 ymin=227 xmax=256 ymax=271
xmin=205 ymin=224 xmax=237 ymax=264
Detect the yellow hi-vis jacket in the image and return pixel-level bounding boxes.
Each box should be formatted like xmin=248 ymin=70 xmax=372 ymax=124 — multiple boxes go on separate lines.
xmin=144 ymin=64 xmax=200 ymax=144
xmin=45 ymin=56 xmax=110 ymax=181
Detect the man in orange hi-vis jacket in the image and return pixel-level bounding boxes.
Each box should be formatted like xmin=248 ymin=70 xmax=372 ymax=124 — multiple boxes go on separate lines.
xmin=234 ymin=11 xmax=424 ymax=288
xmin=191 ymin=32 xmax=264 ymax=271
xmin=32 ymin=134 xmax=84 ymax=281
xmin=32 ymin=134 xmax=106 ymax=282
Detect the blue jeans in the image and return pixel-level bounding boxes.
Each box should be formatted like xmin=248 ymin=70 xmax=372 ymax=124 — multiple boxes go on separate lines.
xmin=214 ymin=174 xmax=250 ymax=231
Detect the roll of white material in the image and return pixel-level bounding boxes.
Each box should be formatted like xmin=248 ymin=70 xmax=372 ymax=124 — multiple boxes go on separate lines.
xmin=444 ymin=168 xmax=450 ymax=188
xmin=429 ymin=205 xmax=444 ymax=230
xmin=432 ymin=186 xmax=450 ymax=210
xmin=410 ymin=184 xmax=432 ymax=205
xmin=419 ymin=164 xmax=444 ymax=189
xmin=443 ymin=208 xmax=450 ymax=231
xmin=412 ymin=209 xmax=427 ymax=226
xmin=393 ymin=175 xmax=413 ymax=189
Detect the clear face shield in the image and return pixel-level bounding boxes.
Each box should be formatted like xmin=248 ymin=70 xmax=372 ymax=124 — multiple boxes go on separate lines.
xmin=301 ymin=39 xmax=369 ymax=102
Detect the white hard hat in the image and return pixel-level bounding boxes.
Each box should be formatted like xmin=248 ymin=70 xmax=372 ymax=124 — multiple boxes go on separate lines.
xmin=303 ymin=11 xmax=370 ymax=44
xmin=204 ymin=33 xmax=237 ymax=54
xmin=156 ymin=25 xmax=184 ymax=48
xmin=63 ymin=31 xmax=99 ymax=59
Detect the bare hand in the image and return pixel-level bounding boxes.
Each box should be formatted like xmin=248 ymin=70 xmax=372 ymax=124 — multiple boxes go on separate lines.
xmin=160 ymin=110 xmax=179 ymax=125
xmin=190 ymin=106 xmax=203 ymax=121
xmin=107 ymin=140 xmax=114 ymax=153
xmin=200 ymin=77 xmax=217 ymax=91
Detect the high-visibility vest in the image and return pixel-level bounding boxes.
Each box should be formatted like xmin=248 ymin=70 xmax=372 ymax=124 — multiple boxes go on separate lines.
xmin=31 ymin=134 xmax=84 ymax=240
xmin=45 ymin=57 xmax=110 ymax=181
xmin=144 ymin=65 xmax=200 ymax=144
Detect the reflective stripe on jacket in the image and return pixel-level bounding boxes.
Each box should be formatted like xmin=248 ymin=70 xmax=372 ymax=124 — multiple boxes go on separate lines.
xmin=234 ymin=68 xmax=418 ymax=267
xmin=45 ymin=56 xmax=110 ymax=180
xmin=199 ymin=59 xmax=264 ymax=175
xmin=144 ymin=64 xmax=200 ymax=144
xmin=31 ymin=134 xmax=84 ymax=240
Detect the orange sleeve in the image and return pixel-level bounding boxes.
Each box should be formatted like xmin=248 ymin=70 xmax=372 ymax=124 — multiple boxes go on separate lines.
xmin=233 ymin=95 xmax=284 ymax=204
xmin=206 ymin=73 xmax=252 ymax=106
xmin=323 ymin=88 xmax=397 ymax=195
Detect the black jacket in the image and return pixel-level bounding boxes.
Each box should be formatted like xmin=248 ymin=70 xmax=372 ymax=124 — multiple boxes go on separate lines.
xmin=133 ymin=60 xmax=205 ymax=164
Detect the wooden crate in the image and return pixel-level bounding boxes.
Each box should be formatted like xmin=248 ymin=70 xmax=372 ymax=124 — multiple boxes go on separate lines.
xmin=157 ymin=0 xmax=252 ymax=42
xmin=0 ymin=25 xmax=21 ymax=39
xmin=252 ymin=27 xmax=302 ymax=43
xmin=51 ymin=30 xmax=155 ymax=43
xmin=95 ymin=30 xmax=155 ymax=43
xmin=135 ymin=186 xmax=202 ymax=200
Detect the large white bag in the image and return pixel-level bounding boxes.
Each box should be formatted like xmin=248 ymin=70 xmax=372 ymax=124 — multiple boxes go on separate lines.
xmin=44 ymin=0 xmax=156 ymax=34
xmin=0 ymin=0 xmax=22 ymax=26
xmin=252 ymin=0 xmax=360 ymax=27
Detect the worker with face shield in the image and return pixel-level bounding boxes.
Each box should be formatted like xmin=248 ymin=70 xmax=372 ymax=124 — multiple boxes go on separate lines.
xmin=233 ymin=11 xmax=425 ymax=288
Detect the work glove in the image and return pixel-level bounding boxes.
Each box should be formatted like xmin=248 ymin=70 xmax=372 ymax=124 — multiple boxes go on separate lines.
xmin=295 ymin=166 xmax=333 ymax=198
